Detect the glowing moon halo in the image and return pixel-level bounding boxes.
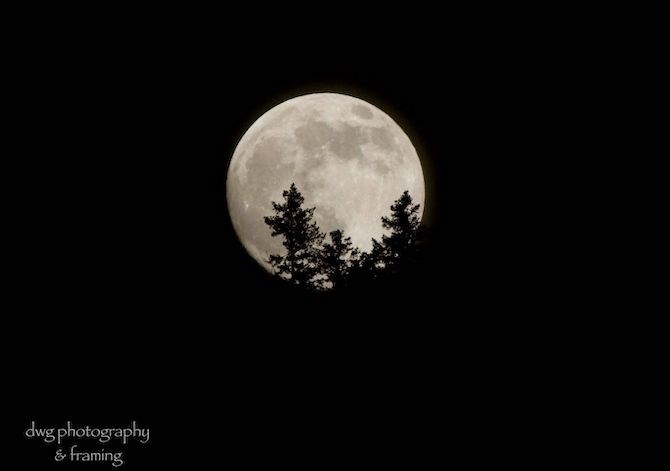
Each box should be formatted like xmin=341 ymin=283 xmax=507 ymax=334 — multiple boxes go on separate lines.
xmin=226 ymin=93 xmax=425 ymax=272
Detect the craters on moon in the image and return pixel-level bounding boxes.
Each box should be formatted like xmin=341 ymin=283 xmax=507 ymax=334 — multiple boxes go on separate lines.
xmin=227 ymin=93 xmax=425 ymax=272
xmin=351 ymin=104 xmax=374 ymax=119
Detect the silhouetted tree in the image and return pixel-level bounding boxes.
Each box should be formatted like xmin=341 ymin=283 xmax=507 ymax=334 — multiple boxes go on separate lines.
xmin=319 ymin=230 xmax=359 ymax=289
xmin=371 ymin=190 xmax=422 ymax=272
xmin=264 ymin=183 xmax=324 ymax=289
xmin=264 ymin=186 xmax=424 ymax=291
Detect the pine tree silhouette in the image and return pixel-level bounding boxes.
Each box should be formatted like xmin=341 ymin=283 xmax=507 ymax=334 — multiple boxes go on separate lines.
xmin=264 ymin=186 xmax=424 ymax=291
xmin=371 ymin=190 xmax=422 ymax=272
xmin=264 ymin=183 xmax=324 ymax=289
xmin=319 ymin=230 xmax=359 ymax=290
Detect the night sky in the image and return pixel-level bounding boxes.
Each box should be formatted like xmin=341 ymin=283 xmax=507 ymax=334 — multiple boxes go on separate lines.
xmin=3 ymin=5 xmax=667 ymax=467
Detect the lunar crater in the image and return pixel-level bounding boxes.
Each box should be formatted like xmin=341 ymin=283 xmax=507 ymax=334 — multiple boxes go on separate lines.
xmin=352 ymin=104 xmax=374 ymax=119
xmin=227 ymin=93 xmax=425 ymax=272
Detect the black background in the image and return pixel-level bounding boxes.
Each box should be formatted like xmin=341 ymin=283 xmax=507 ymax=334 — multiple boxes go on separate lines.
xmin=3 ymin=4 xmax=668 ymax=467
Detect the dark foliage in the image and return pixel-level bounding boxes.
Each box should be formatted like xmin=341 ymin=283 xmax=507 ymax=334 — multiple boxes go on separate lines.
xmin=377 ymin=190 xmax=423 ymax=271
xmin=319 ymin=230 xmax=360 ymax=290
xmin=265 ymin=184 xmax=423 ymax=291
xmin=264 ymin=183 xmax=324 ymax=289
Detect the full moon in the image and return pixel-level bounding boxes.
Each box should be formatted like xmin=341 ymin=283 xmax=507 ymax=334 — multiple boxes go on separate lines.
xmin=227 ymin=93 xmax=425 ymax=272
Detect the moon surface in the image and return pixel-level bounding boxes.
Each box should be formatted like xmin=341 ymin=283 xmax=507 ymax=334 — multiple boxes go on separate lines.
xmin=227 ymin=93 xmax=425 ymax=272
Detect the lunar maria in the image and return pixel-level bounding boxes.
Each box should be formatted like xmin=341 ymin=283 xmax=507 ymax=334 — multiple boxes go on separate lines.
xmin=226 ymin=93 xmax=425 ymax=272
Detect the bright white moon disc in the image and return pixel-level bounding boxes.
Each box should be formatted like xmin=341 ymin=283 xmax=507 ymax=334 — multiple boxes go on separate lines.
xmin=226 ymin=93 xmax=425 ymax=272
